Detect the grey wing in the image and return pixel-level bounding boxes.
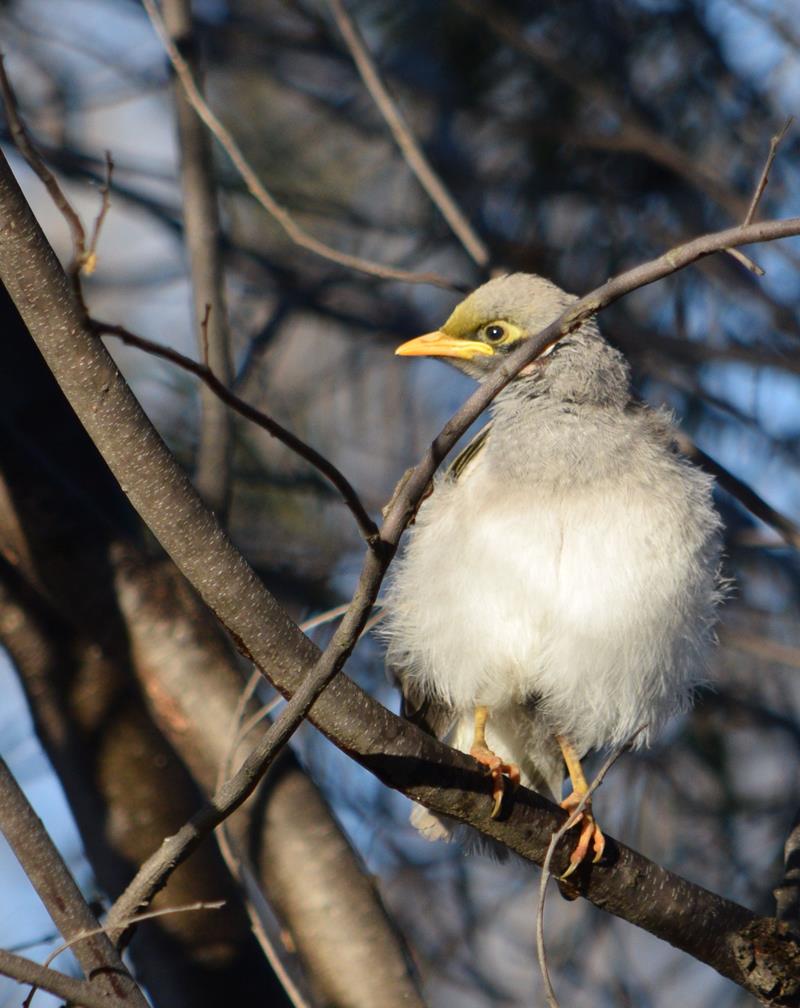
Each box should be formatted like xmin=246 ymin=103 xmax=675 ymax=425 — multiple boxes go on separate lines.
xmin=447 ymin=423 xmax=491 ymax=480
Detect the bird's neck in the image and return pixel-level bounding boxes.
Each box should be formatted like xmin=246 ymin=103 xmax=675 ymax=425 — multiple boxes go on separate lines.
xmin=486 ymin=384 xmax=632 ymax=484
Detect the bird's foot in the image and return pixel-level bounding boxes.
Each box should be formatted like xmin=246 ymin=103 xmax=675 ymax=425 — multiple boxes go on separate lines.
xmin=469 ymin=744 xmax=520 ymax=818
xmin=558 ymin=791 xmax=605 ymax=878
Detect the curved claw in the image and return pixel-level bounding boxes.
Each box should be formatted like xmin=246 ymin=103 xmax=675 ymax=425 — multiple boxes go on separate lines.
xmin=558 ymin=794 xmax=605 ymax=879
xmin=469 ymin=744 xmax=520 ymax=818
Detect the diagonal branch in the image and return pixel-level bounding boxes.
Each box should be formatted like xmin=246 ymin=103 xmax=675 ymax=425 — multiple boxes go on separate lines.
xmin=140 ymin=0 xmax=460 ymax=290
xmin=0 ymin=949 xmax=131 ymax=1008
xmin=91 ymin=319 xmax=379 ymax=544
xmin=745 ymin=117 xmax=793 ymax=226
xmin=0 ymin=757 xmax=148 ymax=1008
xmin=0 ymin=55 xmax=87 ymax=299
xmin=326 ymin=0 xmax=489 ymax=267
xmin=674 ymin=433 xmax=800 ymax=550
xmin=162 ymin=0 xmax=234 ymax=520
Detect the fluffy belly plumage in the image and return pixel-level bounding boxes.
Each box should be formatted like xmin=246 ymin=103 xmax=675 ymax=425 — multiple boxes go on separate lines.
xmin=383 ymin=468 xmax=719 ymax=756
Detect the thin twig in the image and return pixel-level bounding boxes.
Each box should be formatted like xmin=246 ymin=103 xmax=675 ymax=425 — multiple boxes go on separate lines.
xmin=22 ymin=901 xmax=225 ymax=1008
xmin=220 ymin=604 xmax=382 ymax=787
xmin=302 ymin=601 xmax=384 ymax=636
xmin=0 ymin=54 xmax=87 ymax=294
xmin=0 ymin=950 xmax=128 ymax=1008
xmin=535 ymin=729 xmax=644 ymax=1008
xmin=326 ymin=0 xmax=489 ymax=267
xmin=83 ymin=149 xmax=114 ymax=275
xmin=93 ymin=318 xmax=379 ymax=544
xmin=43 ymin=901 xmax=226 ymax=968
xmin=744 ymin=116 xmax=793 ymax=226
xmin=225 ymin=605 xmax=385 ymax=767
xmin=724 ymin=246 xmax=764 ymax=276
xmin=140 ymin=0 xmax=459 ymax=290
xmin=673 ymin=432 xmax=800 ymax=550
xmin=214 ymin=672 xmax=313 ymax=1008
xmin=226 ymin=695 xmax=283 ymax=770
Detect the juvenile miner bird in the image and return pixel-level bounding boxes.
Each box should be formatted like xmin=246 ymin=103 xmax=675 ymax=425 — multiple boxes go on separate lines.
xmin=382 ymin=273 xmax=722 ymax=873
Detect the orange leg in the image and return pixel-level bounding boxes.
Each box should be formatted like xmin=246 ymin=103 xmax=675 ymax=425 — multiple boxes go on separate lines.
xmin=556 ymin=735 xmax=605 ymax=878
xmin=469 ymin=706 xmax=520 ymax=817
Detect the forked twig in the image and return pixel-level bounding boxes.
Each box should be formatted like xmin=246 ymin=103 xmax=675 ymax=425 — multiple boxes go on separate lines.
xmin=744 ymin=116 xmax=793 ymax=226
xmin=83 ymin=149 xmax=114 ymax=275
xmin=0 ymin=55 xmax=86 ymax=292
xmin=725 ymin=116 xmax=793 ymax=276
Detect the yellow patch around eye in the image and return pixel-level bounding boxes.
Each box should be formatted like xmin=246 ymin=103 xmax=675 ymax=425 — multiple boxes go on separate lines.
xmin=482 ymin=321 xmax=523 ymax=346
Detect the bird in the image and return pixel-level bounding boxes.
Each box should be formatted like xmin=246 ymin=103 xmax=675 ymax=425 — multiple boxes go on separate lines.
xmin=380 ymin=273 xmax=723 ymax=874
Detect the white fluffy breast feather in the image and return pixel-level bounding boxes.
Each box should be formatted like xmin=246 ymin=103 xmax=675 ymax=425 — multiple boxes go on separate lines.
xmin=382 ymin=417 xmax=722 ymax=759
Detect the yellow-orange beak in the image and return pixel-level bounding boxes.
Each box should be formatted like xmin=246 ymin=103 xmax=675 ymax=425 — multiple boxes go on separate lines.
xmin=394 ymin=330 xmax=494 ymax=361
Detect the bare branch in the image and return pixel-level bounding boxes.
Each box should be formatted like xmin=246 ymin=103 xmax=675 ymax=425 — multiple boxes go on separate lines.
xmin=93 ymin=318 xmax=379 ymax=543
xmin=83 ymin=149 xmax=113 ymax=275
xmin=0 ymin=949 xmax=130 ymax=1008
xmin=0 ymin=54 xmax=87 ymax=295
xmin=140 ymin=0 xmax=460 ymax=290
xmin=674 ymin=433 xmax=800 ymax=550
xmin=43 ymin=901 xmax=226 ymax=966
xmin=162 ymin=0 xmax=234 ymax=518
xmin=326 ymin=0 xmax=489 ymax=267
xmin=745 ymin=117 xmax=793 ymax=226
xmin=724 ymin=246 xmax=764 ymax=276
xmin=0 ymin=757 xmax=148 ymax=1008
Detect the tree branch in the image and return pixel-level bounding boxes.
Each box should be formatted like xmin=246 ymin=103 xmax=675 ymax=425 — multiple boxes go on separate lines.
xmin=3 ymin=144 xmax=800 ymax=1002
xmin=0 ymin=55 xmax=87 ymax=301
xmin=326 ymin=0 xmax=489 ymax=267
xmin=673 ymin=433 xmax=800 ymax=550
xmin=0 ymin=949 xmax=131 ymax=1008
xmin=744 ymin=117 xmax=793 ymax=226
xmin=91 ymin=319 xmax=379 ymax=544
xmin=162 ymin=0 xmax=234 ymax=520
xmin=140 ymin=0 xmax=460 ymax=290
xmin=0 ymin=757 xmax=148 ymax=1008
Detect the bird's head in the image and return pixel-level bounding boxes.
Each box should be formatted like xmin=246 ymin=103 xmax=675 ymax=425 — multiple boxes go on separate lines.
xmin=395 ymin=273 xmax=630 ymax=406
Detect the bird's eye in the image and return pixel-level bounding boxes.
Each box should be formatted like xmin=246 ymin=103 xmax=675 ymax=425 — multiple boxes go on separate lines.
xmin=484 ymin=324 xmax=506 ymax=343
